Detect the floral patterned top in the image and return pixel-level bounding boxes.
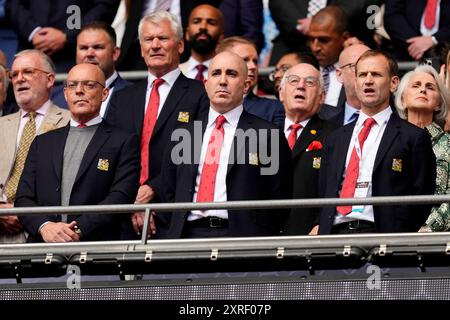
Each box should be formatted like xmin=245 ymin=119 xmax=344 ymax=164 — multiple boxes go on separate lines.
xmin=425 ymin=122 xmax=450 ymax=231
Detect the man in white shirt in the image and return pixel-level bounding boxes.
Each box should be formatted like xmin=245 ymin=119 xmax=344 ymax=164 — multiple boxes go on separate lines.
xmin=161 ymin=51 xmax=292 ymax=238
xmin=179 ymin=4 xmax=224 ymax=81
xmin=319 ymin=50 xmax=436 ymax=234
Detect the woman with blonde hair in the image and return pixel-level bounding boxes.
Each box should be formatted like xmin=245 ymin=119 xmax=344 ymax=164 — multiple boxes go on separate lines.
xmin=396 ymin=64 xmax=450 ymax=231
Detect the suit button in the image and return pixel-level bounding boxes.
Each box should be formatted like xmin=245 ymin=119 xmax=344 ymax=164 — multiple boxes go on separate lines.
xmin=56 ymin=187 xmax=60 ymax=192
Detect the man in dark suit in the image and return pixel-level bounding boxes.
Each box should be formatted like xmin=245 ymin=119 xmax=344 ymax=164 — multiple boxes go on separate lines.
xmin=216 ymin=36 xmax=285 ymax=127
xmin=384 ymin=0 xmax=450 ymax=61
xmin=218 ymin=0 xmax=264 ymax=54
xmin=278 ymin=63 xmax=336 ymax=235
xmin=16 ymin=63 xmax=140 ymax=242
xmin=319 ymin=50 xmax=436 ymax=234
xmin=52 ymin=22 xmax=132 ymax=116
xmin=6 ymin=0 xmax=120 ymax=73
xmin=160 ymin=51 xmax=292 ymax=238
xmin=106 ymin=11 xmax=209 ymax=237
xmin=116 ymin=0 xmax=221 ymax=70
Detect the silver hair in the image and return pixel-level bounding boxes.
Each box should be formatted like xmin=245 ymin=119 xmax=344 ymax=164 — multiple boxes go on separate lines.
xmin=138 ymin=11 xmax=183 ymax=42
xmin=279 ymin=65 xmax=324 ymax=94
xmin=395 ymin=64 xmax=450 ymax=127
xmin=13 ymin=49 xmax=56 ymax=73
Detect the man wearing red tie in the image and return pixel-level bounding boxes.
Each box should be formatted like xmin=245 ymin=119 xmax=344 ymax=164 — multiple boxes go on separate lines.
xmin=385 ymin=0 xmax=450 ymax=61
xmin=106 ymin=11 xmax=209 ymax=238
xmin=278 ymin=63 xmax=336 ymax=236
xmin=318 ymin=50 xmax=436 ymax=234
xmin=160 ymin=51 xmax=292 ymax=238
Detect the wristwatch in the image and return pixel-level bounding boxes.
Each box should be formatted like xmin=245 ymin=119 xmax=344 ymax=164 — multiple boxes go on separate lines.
xmin=73 ymin=225 xmax=82 ymax=238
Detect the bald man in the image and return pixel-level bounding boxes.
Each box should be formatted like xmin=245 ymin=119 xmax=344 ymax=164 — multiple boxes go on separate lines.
xmin=160 ymin=51 xmax=292 ymax=239
xmin=16 ymin=63 xmax=140 ymax=243
xmin=327 ymin=44 xmax=370 ymax=126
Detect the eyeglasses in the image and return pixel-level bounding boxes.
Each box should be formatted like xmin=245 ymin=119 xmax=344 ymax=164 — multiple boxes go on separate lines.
xmin=340 ymin=62 xmax=356 ymax=71
xmin=64 ymin=80 xmax=105 ymax=91
xmin=8 ymin=67 xmax=51 ymax=81
xmin=285 ymin=75 xmax=319 ymax=87
xmin=269 ymin=64 xmax=292 ymax=81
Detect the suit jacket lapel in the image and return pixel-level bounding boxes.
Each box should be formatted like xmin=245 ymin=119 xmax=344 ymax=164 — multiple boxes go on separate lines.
xmin=373 ymin=113 xmax=401 ymax=172
xmin=152 ymin=74 xmax=189 ymax=137
xmin=133 ymin=81 xmax=148 ymax=135
xmin=227 ymin=111 xmax=252 ymax=175
xmin=52 ymin=125 xmax=70 ymax=182
xmin=74 ymin=122 xmax=111 ymax=184
xmin=335 ymin=122 xmax=355 ymax=183
xmin=38 ymin=103 xmax=66 ymax=134
xmin=0 ymin=113 xmax=20 ymax=183
xmin=292 ymin=115 xmax=323 ymax=158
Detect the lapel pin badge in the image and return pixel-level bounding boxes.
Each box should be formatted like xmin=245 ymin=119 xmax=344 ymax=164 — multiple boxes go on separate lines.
xmin=177 ymin=111 xmax=190 ymax=123
xmin=97 ymin=158 xmax=109 ymax=171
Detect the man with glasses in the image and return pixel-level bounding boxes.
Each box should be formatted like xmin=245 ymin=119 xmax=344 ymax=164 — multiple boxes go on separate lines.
xmin=278 ymin=63 xmax=336 ymax=235
xmin=0 ymin=49 xmax=70 ymax=243
xmin=323 ymin=44 xmax=370 ymax=126
xmin=16 ymin=63 xmax=140 ymax=243
xmin=269 ymin=51 xmax=320 ymax=99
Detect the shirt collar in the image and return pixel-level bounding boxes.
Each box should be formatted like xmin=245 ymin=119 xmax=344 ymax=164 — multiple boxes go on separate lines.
xmin=21 ymin=99 xmax=51 ymax=118
xmin=187 ymin=56 xmax=211 ymax=73
xmin=207 ymin=105 xmax=243 ymax=129
xmin=105 ymin=71 xmax=118 ymax=89
xmin=344 ymin=102 xmax=360 ymax=123
xmin=147 ymin=68 xmax=181 ymax=88
xmin=284 ymin=116 xmax=311 ymax=133
xmin=357 ymin=106 xmax=392 ymax=128
xmin=70 ymin=115 xmax=103 ymax=127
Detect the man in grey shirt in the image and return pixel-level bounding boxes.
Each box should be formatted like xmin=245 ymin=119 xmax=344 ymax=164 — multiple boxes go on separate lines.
xmin=16 ymin=63 xmax=140 ymax=242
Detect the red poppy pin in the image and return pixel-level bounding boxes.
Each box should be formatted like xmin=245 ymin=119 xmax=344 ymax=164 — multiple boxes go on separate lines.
xmin=306 ymin=140 xmax=323 ymax=152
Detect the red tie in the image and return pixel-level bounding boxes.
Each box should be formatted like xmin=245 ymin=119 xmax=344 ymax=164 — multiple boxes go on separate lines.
xmin=288 ymin=123 xmax=302 ymax=150
xmin=77 ymin=123 xmax=87 ymax=128
xmin=196 ymin=115 xmax=227 ymax=203
xmin=140 ymin=78 xmax=164 ymax=185
xmin=424 ymin=0 xmax=438 ymax=29
xmin=195 ymin=64 xmax=206 ymax=81
xmin=337 ymin=118 xmax=376 ymax=215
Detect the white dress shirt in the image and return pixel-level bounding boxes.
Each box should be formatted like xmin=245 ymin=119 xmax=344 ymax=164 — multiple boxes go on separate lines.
xmin=334 ymin=107 xmax=392 ymax=225
xmin=145 ymin=68 xmax=181 ymax=117
xmin=189 ymin=105 xmax=244 ymax=221
xmin=181 ymin=56 xmax=211 ymax=80
xmin=283 ymin=117 xmax=311 ymax=141
xmin=100 ymin=71 xmax=119 ymax=118
xmin=321 ymin=62 xmax=342 ymax=107
xmin=70 ymin=115 xmax=103 ymax=127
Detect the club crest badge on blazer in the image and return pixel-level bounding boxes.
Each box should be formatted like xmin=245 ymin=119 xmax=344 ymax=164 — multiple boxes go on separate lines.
xmin=392 ymin=158 xmax=402 ymax=172
xmin=177 ymin=111 xmax=190 ymax=123
xmin=312 ymin=157 xmax=321 ymax=169
xmin=249 ymin=153 xmax=259 ymax=165
xmin=97 ymin=159 xmax=109 ymax=171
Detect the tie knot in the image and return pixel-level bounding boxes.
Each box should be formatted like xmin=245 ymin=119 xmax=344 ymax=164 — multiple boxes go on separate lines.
xmin=215 ymin=115 xmax=226 ymax=129
xmin=28 ymin=112 xmax=36 ymax=120
xmin=153 ymin=78 xmax=164 ymax=88
xmin=196 ymin=64 xmax=206 ymax=73
xmin=363 ymin=117 xmax=376 ymax=128
xmin=290 ymin=123 xmax=302 ymax=131
xmin=77 ymin=123 xmax=87 ymax=128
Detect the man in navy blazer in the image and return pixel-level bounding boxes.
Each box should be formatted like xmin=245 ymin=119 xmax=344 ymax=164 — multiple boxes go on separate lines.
xmin=160 ymin=51 xmax=292 ymax=238
xmin=51 ymin=22 xmax=132 ymax=116
xmin=106 ymin=11 xmax=209 ymax=238
xmin=216 ymin=36 xmax=285 ymax=127
xmin=319 ymin=50 xmax=436 ymax=234
xmin=16 ymin=64 xmax=140 ymax=242
xmin=6 ymin=0 xmax=120 ymax=73
xmin=384 ymin=0 xmax=450 ymax=61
